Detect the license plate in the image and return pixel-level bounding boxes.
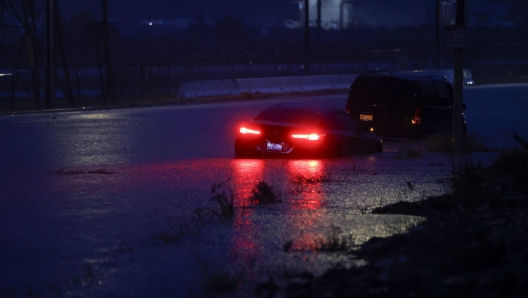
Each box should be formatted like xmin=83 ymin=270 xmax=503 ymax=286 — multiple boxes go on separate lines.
xmin=359 ymin=113 xmax=373 ymax=121
xmin=266 ymin=142 xmax=282 ymax=152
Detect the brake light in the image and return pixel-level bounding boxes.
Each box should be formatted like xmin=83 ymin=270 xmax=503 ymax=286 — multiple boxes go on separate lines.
xmin=240 ymin=127 xmax=260 ymax=135
xmin=291 ymin=133 xmax=322 ymax=140
xmin=345 ymin=102 xmax=351 ymax=113
xmin=413 ymin=109 xmax=421 ymax=125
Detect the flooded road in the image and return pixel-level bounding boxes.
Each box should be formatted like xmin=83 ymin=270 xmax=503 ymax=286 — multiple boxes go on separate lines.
xmin=0 ymin=85 xmax=525 ymax=297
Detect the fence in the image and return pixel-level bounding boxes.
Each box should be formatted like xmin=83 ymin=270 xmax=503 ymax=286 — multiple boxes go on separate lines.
xmin=1 ymin=46 xmax=527 ymax=112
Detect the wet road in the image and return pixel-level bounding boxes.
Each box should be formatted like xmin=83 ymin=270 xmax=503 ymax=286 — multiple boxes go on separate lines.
xmin=0 ymin=84 xmax=526 ymax=297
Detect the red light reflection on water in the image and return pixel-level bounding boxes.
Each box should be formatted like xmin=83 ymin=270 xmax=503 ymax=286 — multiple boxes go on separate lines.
xmin=229 ymin=159 xmax=265 ymax=278
xmin=287 ymin=160 xmax=325 ymax=210
xmin=285 ymin=160 xmax=328 ymax=251
xmin=229 ymin=159 xmax=332 ymax=270
xmin=288 ymin=160 xmax=325 ymax=176
xmin=231 ymin=159 xmax=265 ymax=207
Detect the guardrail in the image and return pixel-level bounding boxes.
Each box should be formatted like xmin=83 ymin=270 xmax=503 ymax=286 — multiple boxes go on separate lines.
xmin=176 ymin=74 xmax=359 ymax=99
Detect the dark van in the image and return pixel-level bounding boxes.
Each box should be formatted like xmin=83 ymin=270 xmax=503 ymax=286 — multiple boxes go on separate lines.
xmin=345 ymin=71 xmax=465 ymax=140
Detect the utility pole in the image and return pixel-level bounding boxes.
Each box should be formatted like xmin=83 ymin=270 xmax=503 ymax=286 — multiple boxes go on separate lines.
xmin=303 ymin=0 xmax=310 ymax=74
xmin=317 ymin=0 xmax=321 ymax=50
xmin=102 ymin=0 xmax=114 ymax=104
xmin=21 ymin=0 xmax=42 ymax=109
xmin=452 ymin=0 xmax=466 ymax=152
xmin=45 ymin=0 xmax=54 ymax=109
xmin=435 ymin=0 xmax=440 ymax=68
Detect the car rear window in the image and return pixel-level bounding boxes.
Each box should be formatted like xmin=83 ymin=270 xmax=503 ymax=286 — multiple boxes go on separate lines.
xmin=255 ymin=107 xmax=322 ymax=125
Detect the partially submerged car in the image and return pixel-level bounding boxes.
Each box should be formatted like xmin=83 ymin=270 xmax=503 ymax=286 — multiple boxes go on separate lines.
xmin=235 ymin=103 xmax=382 ymax=158
xmin=345 ymin=71 xmax=466 ymax=140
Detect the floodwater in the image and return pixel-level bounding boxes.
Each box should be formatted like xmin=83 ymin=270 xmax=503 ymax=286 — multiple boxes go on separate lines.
xmin=1 ymin=85 xmax=525 ymax=297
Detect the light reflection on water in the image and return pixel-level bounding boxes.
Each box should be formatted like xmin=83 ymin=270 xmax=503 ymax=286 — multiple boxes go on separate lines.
xmin=0 ymin=154 xmax=450 ymax=296
xmin=223 ymin=157 xmax=431 ymax=290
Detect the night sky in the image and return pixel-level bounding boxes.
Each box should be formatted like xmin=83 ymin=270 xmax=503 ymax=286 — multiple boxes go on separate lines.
xmin=56 ymin=0 xmax=514 ymax=29
xmin=58 ymin=0 xmax=297 ymax=21
xmin=58 ymin=0 xmax=427 ymax=22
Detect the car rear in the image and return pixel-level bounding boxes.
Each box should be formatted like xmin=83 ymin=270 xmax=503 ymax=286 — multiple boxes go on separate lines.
xmin=235 ymin=105 xmax=334 ymax=158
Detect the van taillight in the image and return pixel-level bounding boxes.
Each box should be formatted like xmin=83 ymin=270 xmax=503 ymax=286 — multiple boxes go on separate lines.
xmin=413 ymin=109 xmax=421 ymax=125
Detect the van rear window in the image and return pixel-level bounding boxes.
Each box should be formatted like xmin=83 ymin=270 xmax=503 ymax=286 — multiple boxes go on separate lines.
xmin=351 ymin=77 xmax=416 ymax=105
xmin=421 ymin=82 xmax=452 ymax=106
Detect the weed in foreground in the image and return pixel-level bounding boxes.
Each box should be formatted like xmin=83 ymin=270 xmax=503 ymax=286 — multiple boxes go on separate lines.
xmin=290 ymin=173 xmax=334 ymax=185
xmin=318 ymin=226 xmax=355 ymax=253
xmin=289 ymin=173 xmax=338 ymax=195
xmin=426 ymin=132 xmax=488 ymax=153
xmin=153 ymin=216 xmax=187 ymax=244
xmin=355 ymin=202 xmax=370 ymax=214
xmin=445 ymin=133 xmax=527 ymax=209
xmin=450 ymin=159 xmax=497 ymax=209
xmin=513 ymin=132 xmax=528 ymax=150
xmin=491 ymin=146 xmax=528 ymax=191
xmin=250 ymin=181 xmax=279 ymax=204
xmin=210 ymin=180 xmax=235 ymax=218
xmin=394 ymin=146 xmax=423 ymax=159
xmin=284 ymin=226 xmax=355 ymax=253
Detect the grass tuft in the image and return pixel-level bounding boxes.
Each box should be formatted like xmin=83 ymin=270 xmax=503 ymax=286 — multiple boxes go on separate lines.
xmin=491 ymin=146 xmax=528 ymax=191
xmin=394 ymin=146 xmax=423 ymax=159
xmin=426 ymin=132 xmax=489 ymax=153
xmin=513 ymin=133 xmax=528 ymax=150
xmin=250 ymin=181 xmax=279 ymax=204
xmin=284 ymin=226 xmax=355 ymax=253
xmin=209 ymin=180 xmax=235 ymax=219
xmin=291 ymin=173 xmax=334 ymax=184
xmin=318 ymin=226 xmax=355 ymax=253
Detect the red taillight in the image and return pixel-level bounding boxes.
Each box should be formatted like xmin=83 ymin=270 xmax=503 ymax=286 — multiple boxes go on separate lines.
xmin=413 ymin=109 xmax=421 ymax=125
xmin=291 ymin=133 xmax=322 ymax=141
xmin=240 ymin=127 xmax=260 ymax=135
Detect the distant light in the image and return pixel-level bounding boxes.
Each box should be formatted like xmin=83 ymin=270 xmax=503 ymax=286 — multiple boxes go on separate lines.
xmin=370 ymin=128 xmax=374 ymax=132
xmin=148 ymin=22 xmax=153 ymax=26
xmin=0 ymin=73 xmax=13 ymax=77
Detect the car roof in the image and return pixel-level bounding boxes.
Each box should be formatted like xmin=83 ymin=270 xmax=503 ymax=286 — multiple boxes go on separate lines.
xmin=358 ymin=71 xmax=447 ymax=84
xmin=264 ymin=103 xmax=345 ymax=117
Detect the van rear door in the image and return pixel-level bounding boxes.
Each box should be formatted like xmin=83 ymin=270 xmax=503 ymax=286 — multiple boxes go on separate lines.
xmin=417 ymin=81 xmax=454 ymax=136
